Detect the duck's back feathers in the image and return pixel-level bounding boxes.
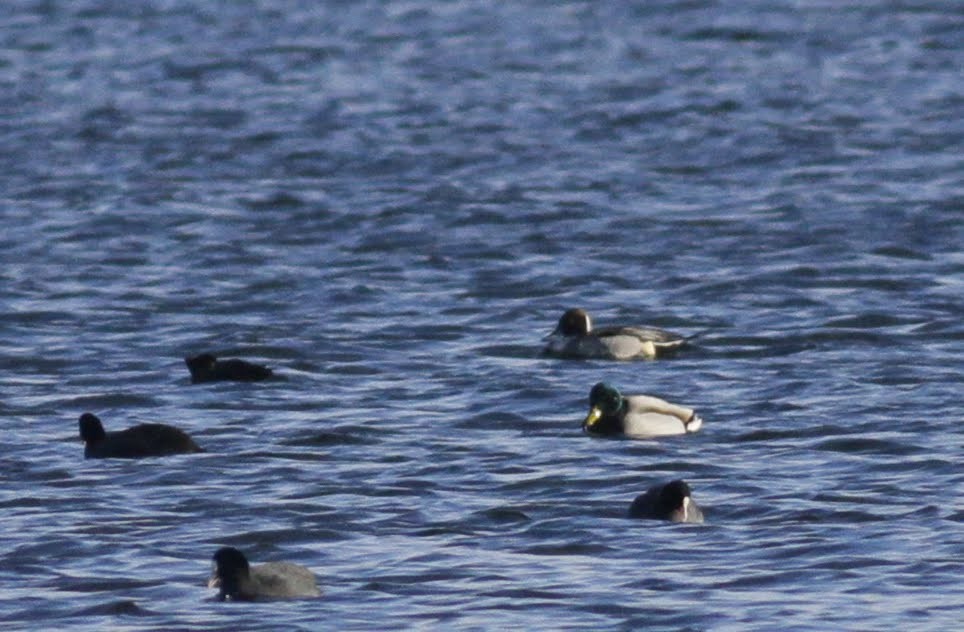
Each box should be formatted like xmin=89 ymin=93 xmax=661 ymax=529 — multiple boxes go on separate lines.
xmin=249 ymin=562 xmax=321 ymax=599
xmin=595 ymin=325 xmax=685 ymax=345
xmin=625 ymin=395 xmax=698 ymax=424
xmin=620 ymin=411 xmax=698 ymax=438
xmin=621 ymin=394 xmax=702 ymax=437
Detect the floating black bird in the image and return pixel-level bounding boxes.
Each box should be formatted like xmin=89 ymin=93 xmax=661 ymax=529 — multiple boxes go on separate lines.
xmin=209 ymin=546 xmax=321 ymax=601
xmin=78 ymin=412 xmax=203 ymax=459
xmin=629 ymin=480 xmax=704 ymax=523
xmin=184 ymin=353 xmax=273 ymax=383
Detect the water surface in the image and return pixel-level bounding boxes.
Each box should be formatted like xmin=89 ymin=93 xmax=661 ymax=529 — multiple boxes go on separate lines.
xmin=1 ymin=1 xmax=962 ymax=630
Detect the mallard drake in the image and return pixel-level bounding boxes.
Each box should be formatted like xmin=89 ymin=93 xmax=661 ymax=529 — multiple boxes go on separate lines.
xmin=209 ymin=546 xmax=320 ymax=601
xmin=629 ymin=480 xmax=704 ymax=523
xmin=79 ymin=412 xmax=203 ymax=459
xmin=582 ymin=382 xmax=702 ymax=438
xmin=544 ymin=308 xmax=686 ymax=360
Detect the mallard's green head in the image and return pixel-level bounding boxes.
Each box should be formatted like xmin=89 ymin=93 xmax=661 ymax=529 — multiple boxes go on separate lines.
xmin=583 ymin=382 xmax=623 ymax=431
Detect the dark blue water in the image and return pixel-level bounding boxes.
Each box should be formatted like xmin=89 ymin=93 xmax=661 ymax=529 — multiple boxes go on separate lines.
xmin=1 ymin=1 xmax=962 ymax=629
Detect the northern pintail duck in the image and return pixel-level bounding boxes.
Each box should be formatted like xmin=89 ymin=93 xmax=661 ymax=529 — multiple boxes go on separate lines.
xmin=545 ymin=308 xmax=686 ymax=360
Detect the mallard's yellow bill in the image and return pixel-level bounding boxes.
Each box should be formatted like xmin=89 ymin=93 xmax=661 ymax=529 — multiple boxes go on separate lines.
xmin=583 ymin=406 xmax=603 ymax=428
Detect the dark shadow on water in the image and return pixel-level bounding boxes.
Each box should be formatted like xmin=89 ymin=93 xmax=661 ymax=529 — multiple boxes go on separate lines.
xmin=70 ymin=600 xmax=153 ymax=618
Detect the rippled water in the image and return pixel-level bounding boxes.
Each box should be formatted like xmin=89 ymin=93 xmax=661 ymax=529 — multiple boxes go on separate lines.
xmin=1 ymin=1 xmax=962 ymax=630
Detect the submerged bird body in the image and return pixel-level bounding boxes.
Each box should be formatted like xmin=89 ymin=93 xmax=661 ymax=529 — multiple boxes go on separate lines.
xmin=544 ymin=309 xmax=686 ymax=360
xmin=79 ymin=412 xmax=203 ymax=459
xmin=629 ymin=480 xmax=704 ymax=523
xmin=185 ymin=353 xmax=273 ymax=383
xmin=209 ymin=547 xmax=320 ymax=601
xmin=583 ymin=382 xmax=702 ymax=438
